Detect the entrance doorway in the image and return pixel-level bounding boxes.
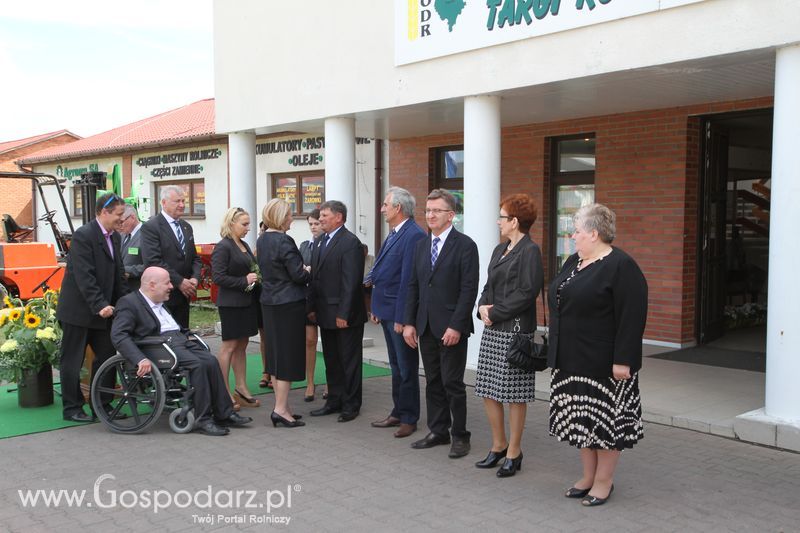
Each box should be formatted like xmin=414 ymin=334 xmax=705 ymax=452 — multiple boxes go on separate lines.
xmin=698 ymin=110 xmax=772 ymax=351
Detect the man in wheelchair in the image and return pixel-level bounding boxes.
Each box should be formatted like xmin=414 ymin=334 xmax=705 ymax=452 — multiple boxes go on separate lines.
xmin=111 ymin=267 xmax=252 ymax=435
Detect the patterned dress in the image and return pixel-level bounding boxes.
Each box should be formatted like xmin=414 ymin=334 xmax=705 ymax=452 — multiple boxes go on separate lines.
xmin=548 ymin=258 xmax=644 ymax=450
xmin=475 ymin=328 xmax=536 ymax=403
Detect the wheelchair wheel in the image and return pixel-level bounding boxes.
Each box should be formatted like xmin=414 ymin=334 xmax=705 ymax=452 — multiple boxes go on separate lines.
xmin=168 ymin=408 xmax=195 ymax=434
xmin=90 ymin=354 xmax=166 ymax=434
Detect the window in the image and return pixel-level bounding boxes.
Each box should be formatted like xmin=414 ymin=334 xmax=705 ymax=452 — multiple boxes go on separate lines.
xmin=71 ymin=187 xmax=83 ymax=217
xmin=272 ymin=172 xmax=325 ymax=216
xmin=550 ymin=136 xmax=596 ymax=276
xmin=432 ymin=146 xmax=464 ymax=231
xmin=154 ymin=180 xmax=205 ymax=218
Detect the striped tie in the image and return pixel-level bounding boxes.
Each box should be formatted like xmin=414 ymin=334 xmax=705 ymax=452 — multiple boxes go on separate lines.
xmin=430 ymin=236 xmax=440 ymax=268
xmin=173 ymin=221 xmax=185 ymax=250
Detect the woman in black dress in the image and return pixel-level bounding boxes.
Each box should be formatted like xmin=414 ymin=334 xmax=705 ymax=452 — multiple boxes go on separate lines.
xmin=257 ymin=198 xmax=312 ymax=427
xmin=475 ymin=194 xmax=543 ymax=477
xmin=548 ymin=203 xmax=648 ymax=506
xmin=212 ymin=207 xmax=261 ymax=410
xmin=298 ymin=209 xmax=323 ymax=402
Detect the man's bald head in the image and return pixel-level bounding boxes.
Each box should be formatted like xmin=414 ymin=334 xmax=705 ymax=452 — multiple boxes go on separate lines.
xmin=140 ymin=267 xmax=172 ymax=303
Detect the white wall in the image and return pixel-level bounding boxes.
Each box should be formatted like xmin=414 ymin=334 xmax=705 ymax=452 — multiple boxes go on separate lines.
xmin=214 ymin=0 xmax=800 ymax=134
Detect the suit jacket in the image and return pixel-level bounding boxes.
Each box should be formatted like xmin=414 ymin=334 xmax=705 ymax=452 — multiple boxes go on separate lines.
xmin=369 ymin=219 xmax=426 ymax=324
xmin=56 ymin=219 xmax=128 ymax=329
xmin=141 ymin=213 xmax=202 ymax=307
xmin=476 ymin=235 xmax=544 ymax=332
xmin=308 ymin=226 xmax=367 ymax=329
xmin=404 ymin=227 xmax=479 ymax=339
xmin=257 ymin=231 xmax=310 ymax=306
xmin=120 ymin=224 xmax=144 ymax=290
xmin=547 ymin=248 xmax=648 ymax=378
xmin=111 ymin=290 xmax=184 ymax=365
xmin=211 ymin=237 xmax=258 ymax=307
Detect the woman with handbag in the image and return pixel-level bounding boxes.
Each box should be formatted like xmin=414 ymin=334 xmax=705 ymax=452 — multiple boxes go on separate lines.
xmin=548 ymin=203 xmax=648 ymax=507
xmin=475 ymin=193 xmax=543 ymax=478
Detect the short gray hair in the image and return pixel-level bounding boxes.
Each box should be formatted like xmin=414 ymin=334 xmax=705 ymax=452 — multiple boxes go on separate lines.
xmin=386 ymin=187 xmax=415 ymax=218
xmin=160 ymin=185 xmax=185 ymax=202
xmin=123 ymin=204 xmax=138 ymax=218
xmin=319 ymin=200 xmax=347 ymax=222
xmin=574 ymin=203 xmax=616 ymax=244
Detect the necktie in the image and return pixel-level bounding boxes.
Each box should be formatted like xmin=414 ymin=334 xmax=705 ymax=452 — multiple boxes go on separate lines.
xmin=173 ymin=221 xmax=185 ymax=249
xmin=121 ymin=233 xmax=130 ymax=249
xmin=365 ymin=229 xmax=397 ymax=284
xmin=431 ymin=236 xmax=441 ymax=268
xmin=104 ymin=232 xmax=114 ymax=258
xmin=320 ymin=233 xmax=330 ymax=258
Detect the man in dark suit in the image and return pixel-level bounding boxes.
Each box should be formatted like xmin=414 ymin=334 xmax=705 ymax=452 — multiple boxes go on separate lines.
xmin=308 ymin=200 xmax=367 ymax=422
xmin=110 ymin=267 xmax=252 ymax=436
xmin=141 ymin=185 xmax=202 ymax=329
xmin=365 ymin=187 xmax=425 ymax=438
xmin=404 ymin=189 xmax=479 ymax=458
xmin=57 ymin=193 xmax=129 ymax=422
xmin=119 ymin=204 xmax=144 ymax=291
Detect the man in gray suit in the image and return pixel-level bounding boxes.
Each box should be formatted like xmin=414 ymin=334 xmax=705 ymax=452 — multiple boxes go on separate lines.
xmin=119 ymin=204 xmax=144 ymax=291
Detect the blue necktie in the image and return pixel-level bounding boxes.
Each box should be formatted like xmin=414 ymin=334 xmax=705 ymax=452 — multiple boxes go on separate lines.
xmin=320 ymin=233 xmax=330 ymax=258
xmin=173 ymin=221 xmax=185 ymax=250
xmin=365 ymin=229 xmax=396 ymax=284
xmin=431 ymin=236 xmax=441 ymax=268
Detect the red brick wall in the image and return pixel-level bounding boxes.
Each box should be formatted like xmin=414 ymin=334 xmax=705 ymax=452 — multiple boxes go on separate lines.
xmin=388 ymin=97 xmax=773 ymax=345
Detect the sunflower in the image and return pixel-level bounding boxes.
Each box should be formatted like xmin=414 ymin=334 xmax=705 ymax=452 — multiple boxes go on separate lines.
xmin=9 ymin=309 xmax=22 ymax=322
xmin=24 ymin=313 xmax=42 ymax=329
xmin=3 ymin=295 xmax=11 ymax=308
xmin=0 ymin=314 xmax=6 ymax=327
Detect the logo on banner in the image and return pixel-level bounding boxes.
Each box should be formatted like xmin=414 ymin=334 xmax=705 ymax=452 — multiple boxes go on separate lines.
xmin=407 ymin=0 xmax=466 ymax=40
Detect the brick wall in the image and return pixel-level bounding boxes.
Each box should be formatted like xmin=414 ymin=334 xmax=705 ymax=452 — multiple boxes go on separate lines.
xmin=388 ymin=97 xmax=773 ymax=345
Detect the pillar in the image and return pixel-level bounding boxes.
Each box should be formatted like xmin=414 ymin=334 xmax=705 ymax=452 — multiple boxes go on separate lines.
xmin=228 ymin=132 xmax=257 ymax=249
xmin=324 ymin=117 xmax=356 ymax=233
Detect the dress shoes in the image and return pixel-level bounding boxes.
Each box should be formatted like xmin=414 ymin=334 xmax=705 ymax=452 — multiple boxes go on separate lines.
xmin=496 ymin=452 xmax=523 ymax=477
xmin=475 ymin=448 xmax=508 ymax=468
xmin=565 ymin=487 xmax=591 ymax=499
xmin=64 ymin=411 xmax=93 ymax=423
xmin=310 ymin=405 xmax=341 ymax=417
xmin=218 ymin=412 xmax=253 ymax=427
xmin=411 ymin=432 xmax=451 ymax=449
xmin=393 ymin=423 xmax=417 ymax=438
xmin=337 ymin=411 xmax=359 ymax=423
xmin=270 ymin=411 xmax=305 ymax=428
xmin=448 ymin=439 xmax=471 ymax=459
xmin=582 ymin=485 xmax=614 ymax=507
xmin=371 ymin=415 xmax=401 ymax=428
xmin=195 ymin=420 xmax=229 ymax=436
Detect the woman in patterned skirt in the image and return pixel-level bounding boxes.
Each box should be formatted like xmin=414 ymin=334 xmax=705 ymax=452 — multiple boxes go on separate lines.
xmin=475 ymin=193 xmax=543 ymax=477
xmin=547 ymin=203 xmax=648 ymax=506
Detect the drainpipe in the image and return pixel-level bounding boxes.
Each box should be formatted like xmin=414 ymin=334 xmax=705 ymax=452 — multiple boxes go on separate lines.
xmin=374 ymin=139 xmax=383 ymax=254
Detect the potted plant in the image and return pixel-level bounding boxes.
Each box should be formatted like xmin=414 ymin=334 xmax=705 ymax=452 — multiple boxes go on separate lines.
xmin=0 ymin=290 xmax=62 ymax=407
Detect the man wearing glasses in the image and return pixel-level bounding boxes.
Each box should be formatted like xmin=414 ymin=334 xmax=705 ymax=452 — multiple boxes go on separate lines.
xmin=119 ymin=204 xmax=144 ymax=291
xmin=404 ymin=189 xmax=479 ymax=458
xmin=57 ymin=193 xmax=129 ymax=422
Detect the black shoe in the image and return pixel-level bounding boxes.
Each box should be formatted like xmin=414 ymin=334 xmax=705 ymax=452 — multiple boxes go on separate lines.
xmin=271 ymin=411 xmax=305 ymax=428
xmin=292 ymin=414 xmax=303 ymax=420
xmin=93 ymin=406 xmax=128 ymax=421
xmin=475 ymin=447 xmax=508 ymax=468
xmin=448 ymin=439 xmax=471 ymax=458
xmin=310 ymin=405 xmax=341 ymax=417
xmin=196 ymin=420 xmax=229 ymax=436
xmin=64 ymin=412 xmax=93 ymax=423
xmin=582 ymin=485 xmax=614 ymax=507
xmin=304 ymin=395 xmax=315 ymax=402
xmin=337 ymin=411 xmax=358 ymax=422
xmin=565 ymin=487 xmax=591 ymax=498
xmin=218 ymin=412 xmax=253 ymax=427
xmin=496 ymin=452 xmax=523 ymax=477
xmin=411 ymin=432 xmax=451 ymax=449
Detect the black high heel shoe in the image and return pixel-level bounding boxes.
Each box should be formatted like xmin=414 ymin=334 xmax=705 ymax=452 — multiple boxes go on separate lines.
xmin=475 ymin=447 xmax=508 ymax=469
xmin=582 ymin=485 xmax=614 ymax=507
xmin=270 ymin=411 xmax=305 ymax=428
xmin=565 ymin=487 xmax=591 ymax=498
xmin=496 ymin=452 xmax=523 ymax=478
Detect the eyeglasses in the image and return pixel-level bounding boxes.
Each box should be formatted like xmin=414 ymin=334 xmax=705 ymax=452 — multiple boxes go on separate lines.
xmin=424 ymin=208 xmax=453 ymax=215
xmin=102 ymin=195 xmax=121 ymax=209
xmin=497 ymin=215 xmax=514 ymax=221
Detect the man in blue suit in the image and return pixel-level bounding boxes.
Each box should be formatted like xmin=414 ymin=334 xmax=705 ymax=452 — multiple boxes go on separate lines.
xmin=365 ymin=187 xmax=426 ymax=438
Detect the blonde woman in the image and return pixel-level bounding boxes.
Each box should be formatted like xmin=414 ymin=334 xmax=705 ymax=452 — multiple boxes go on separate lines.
xmin=211 ymin=207 xmax=261 ymax=410
xmin=257 ymin=199 xmax=312 ymax=427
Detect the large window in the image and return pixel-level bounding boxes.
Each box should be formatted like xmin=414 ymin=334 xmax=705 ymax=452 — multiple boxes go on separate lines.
xmin=550 ymin=136 xmax=596 ymax=276
xmin=272 ymin=172 xmax=325 ymax=216
xmin=155 ymin=180 xmax=205 ymax=218
xmin=432 ymin=146 xmax=464 ymax=231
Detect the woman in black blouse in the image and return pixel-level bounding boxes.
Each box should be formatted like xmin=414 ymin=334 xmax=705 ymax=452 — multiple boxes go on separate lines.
xmin=257 ymin=198 xmax=312 ymax=427
xmin=212 ymin=207 xmax=261 ymax=410
xmin=298 ymin=209 xmax=323 ymax=402
xmin=475 ymin=194 xmax=544 ymax=477
xmin=548 ymin=203 xmax=648 ymax=506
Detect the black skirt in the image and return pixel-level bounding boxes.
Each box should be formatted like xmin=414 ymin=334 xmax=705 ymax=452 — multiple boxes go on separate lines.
xmin=218 ymin=300 xmax=259 ymax=341
xmin=261 ymin=300 xmax=306 ymax=382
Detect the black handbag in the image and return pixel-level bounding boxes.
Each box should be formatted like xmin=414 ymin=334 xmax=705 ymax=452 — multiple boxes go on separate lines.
xmin=504 ymin=288 xmax=549 ymax=372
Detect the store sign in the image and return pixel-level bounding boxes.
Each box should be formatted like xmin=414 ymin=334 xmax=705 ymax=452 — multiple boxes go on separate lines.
xmin=256 ymin=135 xmax=372 ymax=169
xmin=135 ymin=148 xmax=223 ymax=178
xmin=55 ymin=163 xmax=99 ymax=180
xmin=395 ymin=0 xmax=707 ymax=65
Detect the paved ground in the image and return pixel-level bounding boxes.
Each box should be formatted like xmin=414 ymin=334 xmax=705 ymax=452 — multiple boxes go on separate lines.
xmin=1 ymin=371 xmax=799 ymax=532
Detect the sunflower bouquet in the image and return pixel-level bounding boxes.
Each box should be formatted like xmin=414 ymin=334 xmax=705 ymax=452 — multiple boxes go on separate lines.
xmin=0 ymin=290 xmax=62 ymax=383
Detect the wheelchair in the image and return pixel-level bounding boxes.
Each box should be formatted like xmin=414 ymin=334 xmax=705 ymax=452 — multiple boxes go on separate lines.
xmin=89 ymin=333 xmax=209 ymax=434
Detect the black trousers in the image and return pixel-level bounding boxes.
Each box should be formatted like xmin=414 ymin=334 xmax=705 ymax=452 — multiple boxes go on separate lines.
xmin=419 ymin=328 xmax=470 ymax=440
xmin=59 ymin=323 xmax=116 ymax=417
xmin=169 ymin=334 xmax=234 ymax=423
xmin=319 ymin=323 xmax=364 ymax=415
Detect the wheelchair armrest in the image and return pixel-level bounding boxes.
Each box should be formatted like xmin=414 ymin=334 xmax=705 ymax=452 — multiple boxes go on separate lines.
xmin=186 ymin=332 xmax=209 ymax=351
xmin=133 ymin=336 xmax=178 ymax=370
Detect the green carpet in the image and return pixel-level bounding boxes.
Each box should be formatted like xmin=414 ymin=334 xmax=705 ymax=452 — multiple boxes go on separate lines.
xmin=0 ymin=353 xmax=389 ymax=439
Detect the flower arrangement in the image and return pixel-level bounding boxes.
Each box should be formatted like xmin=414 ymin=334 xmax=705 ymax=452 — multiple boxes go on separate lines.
xmin=247 ymin=261 xmax=262 ymax=292
xmin=0 ymin=290 xmax=62 ymax=383
xmin=724 ymin=302 xmax=767 ymax=330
